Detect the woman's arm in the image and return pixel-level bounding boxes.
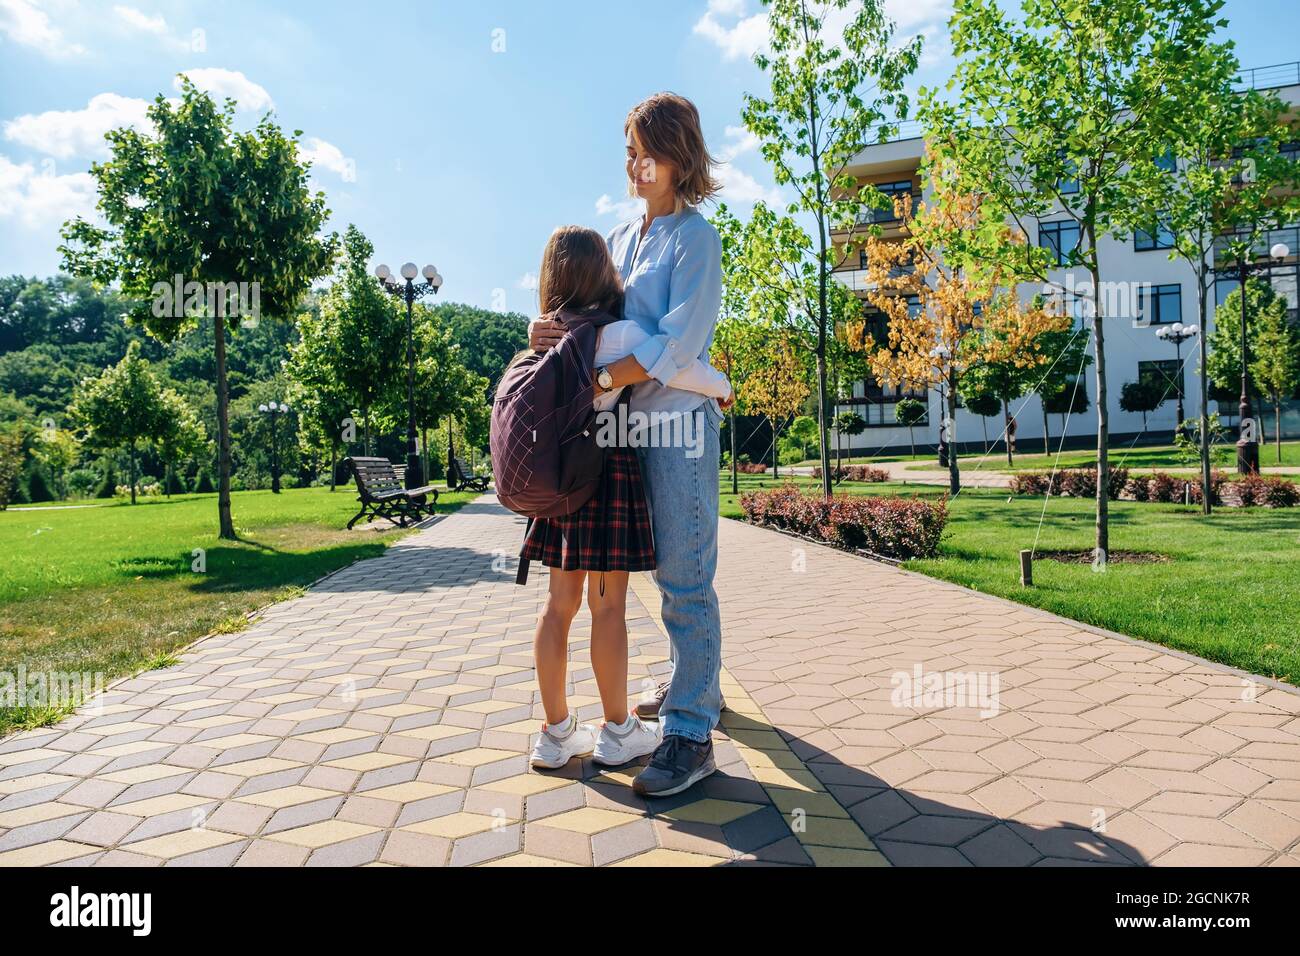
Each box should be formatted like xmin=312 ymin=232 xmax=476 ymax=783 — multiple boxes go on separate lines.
xmin=666 ymin=359 xmax=730 ymax=400
xmin=628 ymin=220 xmax=722 ymax=388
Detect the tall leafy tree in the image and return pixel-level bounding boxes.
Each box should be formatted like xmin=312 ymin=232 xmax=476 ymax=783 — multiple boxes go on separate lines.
xmin=1135 ymin=21 xmax=1300 ymax=511
xmin=406 ymin=306 xmax=490 ymax=480
xmin=60 ymin=79 xmax=335 ymax=537
xmin=157 ymin=388 xmax=208 ymax=497
xmin=921 ymin=0 xmax=1231 ymax=556
xmin=315 ymin=225 xmax=405 ymax=455
xmin=740 ymin=0 xmax=920 ymax=495
xmin=68 ymin=341 xmax=171 ymax=504
xmin=1207 ymin=280 xmax=1299 ymax=463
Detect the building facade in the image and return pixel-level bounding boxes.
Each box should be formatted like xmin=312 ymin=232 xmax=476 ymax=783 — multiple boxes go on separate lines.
xmin=829 ymin=64 xmax=1300 ymax=459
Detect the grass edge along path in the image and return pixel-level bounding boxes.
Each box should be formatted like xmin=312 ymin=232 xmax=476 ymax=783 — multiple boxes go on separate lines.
xmin=0 ymin=487 xmax=479 ymax=735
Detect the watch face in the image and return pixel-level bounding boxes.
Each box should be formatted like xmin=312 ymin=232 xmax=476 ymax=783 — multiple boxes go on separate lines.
xmin=598 ymin=369 xmax=613 ymax=389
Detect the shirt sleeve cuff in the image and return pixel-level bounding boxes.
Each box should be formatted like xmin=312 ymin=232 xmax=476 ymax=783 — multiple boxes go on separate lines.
xmin=633 ymin=336 xmax=682 ymax=387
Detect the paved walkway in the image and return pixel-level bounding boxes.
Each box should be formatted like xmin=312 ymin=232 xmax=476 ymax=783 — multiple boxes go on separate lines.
xmin=2 ymin=496 xmax=1299 ymax=866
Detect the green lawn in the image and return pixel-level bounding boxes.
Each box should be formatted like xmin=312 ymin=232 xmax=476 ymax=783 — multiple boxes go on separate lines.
xmin=0 ymin=486 xmax=476 ymax=733
xmin=721 ymin=473 xmax=1300 ymax=685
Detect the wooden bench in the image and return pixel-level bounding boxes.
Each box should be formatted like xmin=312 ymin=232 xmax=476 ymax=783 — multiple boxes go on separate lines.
xmin=448 ymin=456 xmax=490 ymax=493
xmin=344 ymin=457 xmax=439 ymax=529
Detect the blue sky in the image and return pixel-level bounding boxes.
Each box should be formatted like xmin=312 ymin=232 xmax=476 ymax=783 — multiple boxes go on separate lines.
xmin=1 ymin=0 xmax=1296 ymax=315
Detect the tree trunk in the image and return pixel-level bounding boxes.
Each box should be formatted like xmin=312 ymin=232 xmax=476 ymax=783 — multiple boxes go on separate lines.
xmin=1276 ymin=401 xmax=1284 ymax=463
xmin=771 ymin=418 xmax=779 ymax=480
xmin=329 ymin=446 xmax=337 ymax=491
xmin=1004 ymin=401 xmax=1013 ymax=466
xmin=1196 ymin=274 xmax=1213 ymax=514
xmin=982 ymin=416 xmax=989 ymax=455
xmin=947 ymin=387 xmax=961 ymax=495
xmin=129 ymin=443 xmax=138 ymax=505
xmin=1041 ymin=402 xmax=1050 ymax=456
xmin=421 ymin=427 xmax=430 ymax=484
xmin=908 ymin=426 xmax=915 ymax=461
xmin=363 ymin=406 xmax=371 ymax=457
xmin=213 ymin=312 xmax=235 ymax=539
xmin=1091 ymin=259 xmax=1110 ymax=558
xmin=729 ymin=409 xmax=738 ymax=496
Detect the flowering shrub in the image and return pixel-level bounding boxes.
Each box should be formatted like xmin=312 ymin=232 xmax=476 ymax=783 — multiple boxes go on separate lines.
xmin=1009 ymin=468 xmax=1126 ymax=499
xmin=812 ymin=465 xmax=890 ymax=482
xmin=740 ymin=484 xmax=948 ymax=559
xmin=1226 ymin=474 xmax=1300 ymax=507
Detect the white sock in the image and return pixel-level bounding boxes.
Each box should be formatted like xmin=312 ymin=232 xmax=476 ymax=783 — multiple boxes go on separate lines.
xmin=548 ymin=715 xmax=575 ymax=736
xmin=607 ymin=714 xmax=636 ymax=732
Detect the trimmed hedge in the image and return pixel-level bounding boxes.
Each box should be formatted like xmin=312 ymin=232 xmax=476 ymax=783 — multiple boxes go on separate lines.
xmin=1008 ymin=468 xmax=1129 ymax=500
xmin=740 ymin=484 xmax=948 ymax=559
xmin=735 ymin=462 xmax=769 ymax=474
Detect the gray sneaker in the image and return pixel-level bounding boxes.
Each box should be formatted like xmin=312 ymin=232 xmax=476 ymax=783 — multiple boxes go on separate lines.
xmin=632 ymin=734 xmax=716 ymax=798
xmin=633 ymin=680 xmax=727 ymax=721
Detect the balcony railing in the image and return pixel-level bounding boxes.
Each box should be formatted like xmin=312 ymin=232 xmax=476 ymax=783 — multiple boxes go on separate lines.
xmin=1233 ymin=61 xmax=1300 ymax=92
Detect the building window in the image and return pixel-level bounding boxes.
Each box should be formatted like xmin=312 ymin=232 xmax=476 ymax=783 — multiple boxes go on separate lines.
xmin=1038 ymin=220 xmax=1079 ymax=266
xmin=859 ymin=248 xmax=869 ymax=270
xmin=1138 ymin=283 xmax=1181 ymax=325
xmin=1135 ymin=218 xmax=1175 ymax=251
xmin=1056 ymin=151 xmax=1078 ymax=194
xmin=859 ymin=180 xmax=915 ymax=224
xmin=1139 ymin=359 xmax=1183 ymax=402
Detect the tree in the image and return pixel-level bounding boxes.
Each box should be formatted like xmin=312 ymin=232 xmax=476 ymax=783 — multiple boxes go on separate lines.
xmin=317 ymin=226 xmax=405 ymax=455
xmin=1042 ymin=377 xmax=1091 ymax=451
xmin=156 ymin=388 xmax=208 ymax=498
xmin=834 ymin=409 xmax=866 ymax=470
xmin=963 ymin=390 xmax=1001 ymax=454
xmin=286 ymin=297 xmax=354 ymax=490
xmin=852 ymin=169 xmax=1068 ymax=492
xmin=407 ymin=306 xmax=490 ymax=481
xmin=60 ymin=79 xmax=336 ymax=537
xmin=740 ymin=0 xmax=920 ymax=496
xmin=1031 ymin=323 xmax=1093 ymax=455
xmin=1208 ymin=280 xmax=1299 ymax=463
xmin=30 ymin=428 xmax=80 ymax=500
xmin=787 ymin=416 xmax=821 ymax=462
xmin=1137 ymin=27 xmax=1300 ymax=511
xmin=1119 ymin=378 xmax=1165 ymax=432
xmin=739 ymin=334 xmax=809 ymax=479
xmin=68 ymin=341 xmax=170 ymax=504
xmin=921 ymin=0 xmax=1232 ymax=557
xmin=427 ymin=302 xmax=529 ymax=400
xmin=893 ymin=397 xmax=926 ymax=460
xmin=0 ymin=428 xmax=25 ymax=510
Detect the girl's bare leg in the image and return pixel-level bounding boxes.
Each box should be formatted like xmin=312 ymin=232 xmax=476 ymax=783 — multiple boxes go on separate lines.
xmin=587 ymin=571 xmax=630 ymax=725
xmin=535 ymin=569 xmax=586 ymax=725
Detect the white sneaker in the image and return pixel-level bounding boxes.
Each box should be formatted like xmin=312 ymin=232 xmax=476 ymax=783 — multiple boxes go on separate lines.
xmin=530 ymin=719 xmax=597 ymax=769
xmin=592 ymin=715 xmax=662 ymax=767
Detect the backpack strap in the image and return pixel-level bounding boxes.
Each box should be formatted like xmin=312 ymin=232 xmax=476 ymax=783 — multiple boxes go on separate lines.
xmin=516 ymin=517 xmax=534 ymax=585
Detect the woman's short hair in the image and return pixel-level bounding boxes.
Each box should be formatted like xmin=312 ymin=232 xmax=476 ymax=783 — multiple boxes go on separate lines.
xmin=625 ymin=92 xmax=721 ymax=208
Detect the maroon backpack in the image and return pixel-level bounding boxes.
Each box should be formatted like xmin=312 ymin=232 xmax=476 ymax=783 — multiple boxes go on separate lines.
xmin=490 ymin=307 xmax=628 ymax=580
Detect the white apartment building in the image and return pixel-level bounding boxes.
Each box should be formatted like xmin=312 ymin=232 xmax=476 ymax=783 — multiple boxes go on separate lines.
xmin=829 ymin=62 xmax=1300 ymax=458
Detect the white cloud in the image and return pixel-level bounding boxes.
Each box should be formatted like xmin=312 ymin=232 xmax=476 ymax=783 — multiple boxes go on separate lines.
xmin=716 ymin=163 xmax=781 ymax=205
xmin=298 ymin=137 xmax=355 ymax=180
xmin=718 ymin=124 xmax=759 ymax=161
xmin=0 ymin=0 xmax=84 ymax=57
xmin=112 ymin=4 xmax=192 ymax=52
xmin=693 ymin=0 xmax=952 ymax=68
xmin=0 ymin=153 xmax=96 ymax=227
xmin=692 ymin=0 xmax=766 ymax=62
xmin=596 ymin=193 xmax=643 ymax=220
xmin=3 ymin=92 xmax=152 ymax=159
xmin=175 ymin=68 xmax=274 ymax=112
xmin=517 ymin=272 xmax=538 ymax=292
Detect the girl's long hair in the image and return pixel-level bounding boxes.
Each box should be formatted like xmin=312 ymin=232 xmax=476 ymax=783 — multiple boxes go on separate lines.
xmin=537 ymin=225 xmax=622 ymax=318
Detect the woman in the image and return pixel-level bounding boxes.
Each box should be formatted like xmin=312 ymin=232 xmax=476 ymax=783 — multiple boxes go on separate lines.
xmin=531 ymin=93 xmax=729 ymax=798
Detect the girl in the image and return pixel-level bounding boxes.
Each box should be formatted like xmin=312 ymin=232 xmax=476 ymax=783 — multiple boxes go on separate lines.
xmin=525 ymin=225 xmax=731 ymax=770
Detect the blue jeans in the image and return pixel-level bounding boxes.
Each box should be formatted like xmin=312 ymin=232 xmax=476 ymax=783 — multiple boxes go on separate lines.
xmin=636 ymin=402 xmax=723 ymax=743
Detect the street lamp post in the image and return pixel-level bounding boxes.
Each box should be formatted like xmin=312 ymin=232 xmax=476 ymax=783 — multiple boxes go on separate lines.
xmin=374 ymin=262 xmax=443 ymax=489
xmin=1154 ymin=322 xmax=1199 ymax=432
xmin=258 ymin=400 xmax=290 ymax=494
xmin=1228 ymin=242 xmax=1290 ymax=475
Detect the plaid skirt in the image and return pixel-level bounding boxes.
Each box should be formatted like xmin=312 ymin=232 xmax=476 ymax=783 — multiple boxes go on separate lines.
xmin=521 ymin=448 xmax=656 ymax=572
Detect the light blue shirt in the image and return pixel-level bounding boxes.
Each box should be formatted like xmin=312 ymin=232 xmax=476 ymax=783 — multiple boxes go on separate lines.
xmin=606 ymin=207 xmax=723 ymax=417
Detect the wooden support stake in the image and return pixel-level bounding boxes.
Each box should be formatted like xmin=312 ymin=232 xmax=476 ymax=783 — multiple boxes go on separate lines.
xmin=1020 ymin=549 xmax=1033 ymax=587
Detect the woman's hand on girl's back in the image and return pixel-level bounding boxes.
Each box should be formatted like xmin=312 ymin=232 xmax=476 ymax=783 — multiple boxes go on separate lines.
xmin=720 ymin=387 xmax=735 ymax=411
xmin=529 ymin=315 xmax=567 ymax=352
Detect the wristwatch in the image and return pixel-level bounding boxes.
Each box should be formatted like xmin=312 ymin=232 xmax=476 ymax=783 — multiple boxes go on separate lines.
xmin=596 ymin=366 xmax=614 ymax=392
